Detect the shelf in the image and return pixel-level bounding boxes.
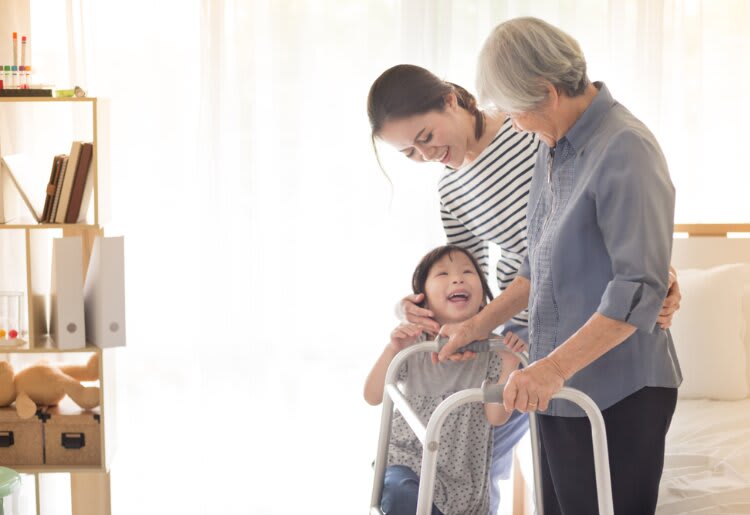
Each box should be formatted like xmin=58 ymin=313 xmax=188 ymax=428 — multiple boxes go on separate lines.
xmin=2 ymin=334 xmax=107 ymax=353
xmin=0 ymin=338 xmax=28 ymax=349
xmin=0 ymin=345 xmax=102 ymax=354
xmin=0 ymin=222 xmax=100 ymax=230
xmin=0 ymin=97 xmax=96 ymax=104
xmin=0 ymin=103 xmax=102 ymax=227
xmin=12 ymin=466 xmax=105 ymax=474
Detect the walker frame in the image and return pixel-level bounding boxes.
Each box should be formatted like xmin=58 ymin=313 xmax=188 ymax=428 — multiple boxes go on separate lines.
xmin=368 ymin=338 xmax=614 ymax=515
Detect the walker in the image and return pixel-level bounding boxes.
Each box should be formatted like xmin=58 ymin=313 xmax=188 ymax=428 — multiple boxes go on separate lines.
xmin=369 ymin=337 xmax=614 ymax=515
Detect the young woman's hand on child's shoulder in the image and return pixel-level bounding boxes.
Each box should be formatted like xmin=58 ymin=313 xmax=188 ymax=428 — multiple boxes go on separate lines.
xmin=397 ymin=293 xmax=441 ymax=335
xmin=388 ymin=323 xmax=424 ymax=354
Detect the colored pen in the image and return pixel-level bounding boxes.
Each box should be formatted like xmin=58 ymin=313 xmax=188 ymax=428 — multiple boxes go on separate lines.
xmin=12 ymin=32 xmax=17 ymax=67
xmin=21 ymin=36 xmax=26 ymax=67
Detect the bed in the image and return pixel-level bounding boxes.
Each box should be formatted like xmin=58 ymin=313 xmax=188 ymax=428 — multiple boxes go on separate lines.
xmin=511 ymin=225 xmax=750 ymax=515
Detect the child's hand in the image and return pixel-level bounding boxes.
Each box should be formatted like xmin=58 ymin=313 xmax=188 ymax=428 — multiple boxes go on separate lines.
xmin=501 ymin=331 xmax=528 ymax=370
xmin=503 ymin=331 xmax=527 ymax=354
xmin=388 ymin=323 xmax=423 ymax=353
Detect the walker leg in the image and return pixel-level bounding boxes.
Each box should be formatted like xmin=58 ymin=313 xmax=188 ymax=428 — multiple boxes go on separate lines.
xmin=528 ymin=412 xmax=544 ymax=514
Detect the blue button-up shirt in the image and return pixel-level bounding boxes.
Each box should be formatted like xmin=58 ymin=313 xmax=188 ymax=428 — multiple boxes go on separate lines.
xmin=519 ymin=83 xmax=682 ymax=417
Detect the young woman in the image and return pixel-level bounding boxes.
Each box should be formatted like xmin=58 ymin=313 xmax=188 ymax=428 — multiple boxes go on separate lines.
xmin=364 ymin=245 xmax=526 ymax=515
xmin=366 ymin=64 xmax=681 ymax=513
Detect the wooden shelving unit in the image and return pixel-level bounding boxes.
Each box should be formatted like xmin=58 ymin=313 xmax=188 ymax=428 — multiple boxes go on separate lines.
xmin=0 ymin=96 xmax=115 ymax=515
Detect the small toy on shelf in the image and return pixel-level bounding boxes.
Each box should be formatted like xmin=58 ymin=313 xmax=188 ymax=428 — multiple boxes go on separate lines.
xmin=0 ymin=354 xmax=100 ymax=419
xmin=0 ymin=292 xmax=24 ymax=349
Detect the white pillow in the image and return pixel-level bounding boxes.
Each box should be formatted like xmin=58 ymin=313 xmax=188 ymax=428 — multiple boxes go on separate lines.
xmin=671 ymin=264 xmax=750 ymax=400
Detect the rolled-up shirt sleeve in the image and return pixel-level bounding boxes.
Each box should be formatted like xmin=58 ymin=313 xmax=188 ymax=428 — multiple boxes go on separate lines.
xmin=593 ymin=130 xmax=675 ymax=333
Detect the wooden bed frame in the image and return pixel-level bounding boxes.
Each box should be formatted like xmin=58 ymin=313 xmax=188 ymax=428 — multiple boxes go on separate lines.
xmin=673 ymin=224 xmax=750 ymax=236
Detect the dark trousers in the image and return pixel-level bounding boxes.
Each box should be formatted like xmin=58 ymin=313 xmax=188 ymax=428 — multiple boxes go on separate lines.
xmin=537 ymin=386 xmax=677 ymax=515
xmin=380 ymin=465 xmax=444 ymax=515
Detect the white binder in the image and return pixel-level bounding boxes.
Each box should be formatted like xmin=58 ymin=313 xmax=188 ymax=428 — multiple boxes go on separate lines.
xmin=84 ymin=236 xmax=126 ymax=348
xmin=50 ymin=237 xmax=86 ymax=349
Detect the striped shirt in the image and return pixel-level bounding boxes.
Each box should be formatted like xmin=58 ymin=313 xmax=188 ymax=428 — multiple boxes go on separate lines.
xmin=439 ymin=117 xmax=539 ymax=327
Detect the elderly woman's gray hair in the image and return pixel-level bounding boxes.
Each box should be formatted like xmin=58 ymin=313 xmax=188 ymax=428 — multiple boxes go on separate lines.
xmin=476 ymin=17 xmax=590 ymax=113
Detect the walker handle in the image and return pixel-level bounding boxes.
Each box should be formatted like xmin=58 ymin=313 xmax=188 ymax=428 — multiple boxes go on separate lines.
xmin=435 ymin=335 xmax=499 ymax=354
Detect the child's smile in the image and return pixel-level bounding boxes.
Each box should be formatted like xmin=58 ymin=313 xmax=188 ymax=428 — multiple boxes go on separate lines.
xmin=447 ymin=289 xmax=470 ymax=304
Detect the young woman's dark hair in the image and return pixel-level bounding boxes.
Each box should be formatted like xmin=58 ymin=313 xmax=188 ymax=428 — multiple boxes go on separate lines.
xmin=411 ymin=245 xmax=494 ymax=308
xmin=367 ymin=64 xmax=486 ymax=171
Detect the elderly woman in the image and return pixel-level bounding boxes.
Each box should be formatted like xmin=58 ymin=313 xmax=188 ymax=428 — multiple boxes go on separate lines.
xmin=438 ymin=17 xmax=682 ymax=514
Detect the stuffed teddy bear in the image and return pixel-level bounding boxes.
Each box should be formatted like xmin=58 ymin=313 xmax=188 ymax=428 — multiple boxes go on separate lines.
xmin=0 ymin=354 xmax=100 ymax=419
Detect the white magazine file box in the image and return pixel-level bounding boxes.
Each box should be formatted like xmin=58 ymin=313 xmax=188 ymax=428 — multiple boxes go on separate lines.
xmin=50 ymin=237 xmax=86 ymax=349
xmin=84 ymin=236 xmax=126 ymax=348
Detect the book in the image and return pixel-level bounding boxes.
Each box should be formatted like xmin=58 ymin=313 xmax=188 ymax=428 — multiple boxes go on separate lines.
xmin=54 ymin=142 xmax=83 ymax=223
xmin=50 ymin=237 xmax=87 ymax=349
xmin=64 ymin=143 xmax=93 ymax=223
xmin=84 ymin=236 xmax=126 ymax=348
xmin=74 ymin=162 xmax=95 ymax=223
xmin=41 ymin=155 xmax=65 ymax=223
xmin=49 ymin=156 xmax=68 ymax=222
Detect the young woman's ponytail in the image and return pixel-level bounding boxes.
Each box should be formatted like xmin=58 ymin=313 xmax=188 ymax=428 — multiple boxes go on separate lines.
xmin=447 ymin=82 xmax=485 ymax=141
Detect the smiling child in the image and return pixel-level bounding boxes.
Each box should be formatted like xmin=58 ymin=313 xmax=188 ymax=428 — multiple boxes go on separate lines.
xmin=364 ymin=245 xmax=526 ymax=515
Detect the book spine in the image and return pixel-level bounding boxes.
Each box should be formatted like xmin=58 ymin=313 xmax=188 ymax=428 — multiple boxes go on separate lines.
xmin=49 ymin=156 xmax=68 ymax=222
xmin=54 ymin=142 xmax=83 ymax=224
xmin=64 ymin=143 xmax=93 ymax=223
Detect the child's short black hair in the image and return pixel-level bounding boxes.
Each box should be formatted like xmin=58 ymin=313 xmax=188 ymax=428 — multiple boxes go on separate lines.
xmin=411 ymin=245 xmax=494 ymax=307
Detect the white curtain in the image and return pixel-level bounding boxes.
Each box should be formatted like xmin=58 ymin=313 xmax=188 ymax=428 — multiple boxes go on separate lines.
xmin=10 ymin=1 xmax=750 ymax=513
